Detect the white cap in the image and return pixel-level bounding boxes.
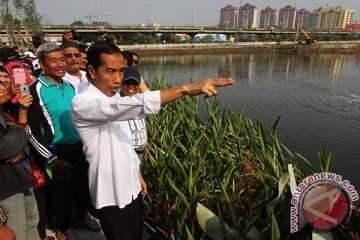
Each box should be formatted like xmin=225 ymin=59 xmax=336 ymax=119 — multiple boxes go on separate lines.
xmin=24 ymin=51 xmax=37 ymax=59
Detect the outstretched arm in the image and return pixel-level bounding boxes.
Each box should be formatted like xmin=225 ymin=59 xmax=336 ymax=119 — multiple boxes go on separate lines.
xmin=160 ymin=78 xmax=234 ymax=105
xmin=72 ymin=77 xmax=234 ymax=124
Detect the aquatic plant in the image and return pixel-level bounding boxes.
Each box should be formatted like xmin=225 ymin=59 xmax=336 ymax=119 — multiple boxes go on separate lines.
xmin=142 ymin=78 xmax=359 ymax=239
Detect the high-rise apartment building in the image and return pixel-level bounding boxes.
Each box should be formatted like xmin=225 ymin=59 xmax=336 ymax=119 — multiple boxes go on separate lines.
xmin=278 ymin=5 xmax=297 ymax=30
xmin=259 ymin=7 xmax=277 ymax=29
xmin=337 ymin=9 xmax=354 ymax=29
xmin=219 ymin=5 xmax=239 ymax=29
xmin=295 ymin=8 xmax=309 ymax=28
xmin=238 ymin=3 xmax=257 ymax=29
xmin=308 ymin=11 xmax=321 ymax=29
xmin=308 ymin=6 xmax=354 ymax=30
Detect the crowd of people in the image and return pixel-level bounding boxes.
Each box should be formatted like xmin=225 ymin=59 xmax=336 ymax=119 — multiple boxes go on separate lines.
xmin=0 ymin=31 xmax=233 ymax=240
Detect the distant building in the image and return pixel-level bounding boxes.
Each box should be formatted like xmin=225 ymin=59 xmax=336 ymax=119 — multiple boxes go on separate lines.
xmin=219 ymin=5 xmax=239 ymax=29
xmin=295 ymin=8 xmax=309 ymax=29
xmin=259 ymin=7 xmax=277 ymax=29
xmin=92 ymin=21 xmax=111 ymax=26
xmin=308 ymin=11 xmax=322 ymax=30
xmin=308 ymin=6 xmax=354 ymax=30
xmin=338 ymin=9 xmax=354 ymax=29
xmin=238 ymin=3 xmax=257 ymax=29
xmin=345 ymin=23 xmax=360 ymax=31
xmin=278 ymin=5 xmax=296 ymax=30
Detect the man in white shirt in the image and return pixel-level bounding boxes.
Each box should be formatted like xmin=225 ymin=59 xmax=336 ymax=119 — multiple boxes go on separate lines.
xmin=62 ymin=42 xmax=89 ymax=94
xmin=71 ymin=40 xmax=234 ymax=240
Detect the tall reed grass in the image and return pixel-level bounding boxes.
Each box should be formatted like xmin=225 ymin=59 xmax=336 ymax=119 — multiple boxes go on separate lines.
xmin=142 ymin=78 xmax=359 ymax=239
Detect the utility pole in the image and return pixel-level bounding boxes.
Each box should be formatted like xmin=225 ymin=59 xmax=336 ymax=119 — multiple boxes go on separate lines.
xmin=95 ymin=1 xmax=99 ymax=22
xmin=85 ymin=2 xmax=111 ymax=25
xmin=191 ymin=7 xmax=194 ymax=26
xmin=146 ymin=4 xmax=150 ymax=24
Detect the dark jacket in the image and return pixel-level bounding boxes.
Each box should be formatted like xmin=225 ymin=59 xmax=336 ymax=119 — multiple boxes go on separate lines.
xmin=0 ymin=111 xmax=34 ymax=199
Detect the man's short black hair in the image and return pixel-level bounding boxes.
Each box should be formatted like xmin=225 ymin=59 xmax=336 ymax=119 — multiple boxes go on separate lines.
xmin=122 ymin=51 xmax=133 ymax=67
xmin=61 ymin=41 xmax=79 ymax=50
xmin=87 ymin=40 xmax=122 ymax=71
xmin=78 ymin=43 xmax=87 ymax=53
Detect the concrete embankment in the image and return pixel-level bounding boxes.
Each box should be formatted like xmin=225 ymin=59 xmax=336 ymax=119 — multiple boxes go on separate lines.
xmin=119 ymin=41 xmax=360 ymax=56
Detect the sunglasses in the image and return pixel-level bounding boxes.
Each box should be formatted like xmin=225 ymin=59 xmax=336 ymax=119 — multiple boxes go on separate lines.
xmin=64 ymin=52 xmax=81 ymax=58
xmin=133 ymin=60 xmax=139 ymax=64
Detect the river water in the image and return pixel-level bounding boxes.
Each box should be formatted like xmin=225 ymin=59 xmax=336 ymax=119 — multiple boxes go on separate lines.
xmin=137 ymin=52 xmax=360 ymax=192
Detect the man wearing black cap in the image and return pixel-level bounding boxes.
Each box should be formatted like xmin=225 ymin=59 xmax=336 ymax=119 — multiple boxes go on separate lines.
xmin=120 ymin=67 xmax=148 ymax=197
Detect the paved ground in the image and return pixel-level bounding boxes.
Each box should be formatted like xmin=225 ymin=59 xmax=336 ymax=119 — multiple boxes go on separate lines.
xmin=46 ymin=228 xmax=106 ymax=240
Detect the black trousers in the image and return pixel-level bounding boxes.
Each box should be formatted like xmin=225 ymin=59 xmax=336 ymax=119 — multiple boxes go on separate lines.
xmin=97 ymin=194 xmax=143 ymax=240
xmin=33 ymin=186 xmax=46 ymax=238
xmin=53 ymin=141 xmax=92 ymax=232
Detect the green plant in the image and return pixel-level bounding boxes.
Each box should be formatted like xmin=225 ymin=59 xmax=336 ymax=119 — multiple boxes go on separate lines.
xmin=142 ymin=78 xmax=359 ymax=239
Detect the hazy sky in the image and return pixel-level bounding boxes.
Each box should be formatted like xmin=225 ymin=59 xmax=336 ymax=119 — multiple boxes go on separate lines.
xmin=36 ymin=0 xmax=359 ymax=26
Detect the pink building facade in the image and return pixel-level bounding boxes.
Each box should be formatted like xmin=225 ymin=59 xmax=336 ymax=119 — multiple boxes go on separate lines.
xmin=220 ymin=5 xmax=239 ymax=28
xmin=260 ymin=7 xmax=277 ymax=29
xmin=238 ymin=3 xmax=257 ymax=29
xmin=278 ymin=5 xmax=297 ymax=30
xmin=296 ymin=8 xmax=310 ymax=28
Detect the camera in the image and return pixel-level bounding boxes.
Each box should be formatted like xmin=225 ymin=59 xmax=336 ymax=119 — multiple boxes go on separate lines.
xmin=71 ymin=29 xmax=82 ymax=42
xmin=102 ymin=33 xmax=116 ymax=43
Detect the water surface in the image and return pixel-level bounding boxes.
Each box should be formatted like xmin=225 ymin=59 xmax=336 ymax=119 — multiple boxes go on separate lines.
xmin=138 ymin=53 xmax=360 ymax=191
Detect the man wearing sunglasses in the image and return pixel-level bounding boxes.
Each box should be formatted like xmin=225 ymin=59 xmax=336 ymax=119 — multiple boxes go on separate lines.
xmin=62 ymin=42 xmax=89 ymax=94
xmin=27 ymin=43 xmax=100 ymax=240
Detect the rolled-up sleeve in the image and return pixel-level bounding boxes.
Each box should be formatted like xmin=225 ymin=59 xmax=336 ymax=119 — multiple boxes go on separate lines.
xmin=71 ymin=87 xmax=161 ymax=127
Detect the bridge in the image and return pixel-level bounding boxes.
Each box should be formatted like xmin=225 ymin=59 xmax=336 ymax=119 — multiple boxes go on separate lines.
xmin=1 ymin=24 xmax=356 ymax=36
xmin=39 ymin=25 xmax=283 ymax=35
xmin=39 ymin=24 xmax=356 ymax=35
xmin=1 ymin=25 xmax=358 ymax=44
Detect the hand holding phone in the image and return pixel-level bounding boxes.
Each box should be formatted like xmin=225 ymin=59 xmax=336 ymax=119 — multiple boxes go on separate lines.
xmin=20 ymin=85 xmax=30 ymax=94
xmin=13 ymin=68 xmax=30 ymax=94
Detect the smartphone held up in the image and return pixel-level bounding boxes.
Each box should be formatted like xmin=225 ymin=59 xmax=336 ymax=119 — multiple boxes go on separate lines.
xmin=13 ymin=68 xmax=30 ymax=94
xmin=19 ymin=85 xmax=30 ymax=94
xmin=13 ymin=68 xmax=26 ymax=85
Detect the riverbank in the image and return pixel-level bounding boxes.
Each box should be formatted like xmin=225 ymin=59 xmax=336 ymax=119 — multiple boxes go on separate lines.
xmin=119 ymin=40 xmax=360 ymax=56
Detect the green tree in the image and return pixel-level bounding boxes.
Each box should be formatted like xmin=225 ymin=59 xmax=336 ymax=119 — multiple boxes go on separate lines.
xmin=201 ymin=34 xmax=214 ymax=43
xmin=0 ymin=0 xmax=42 ymax=49
xmin=71 ymin=20 xmax=85 ymax=26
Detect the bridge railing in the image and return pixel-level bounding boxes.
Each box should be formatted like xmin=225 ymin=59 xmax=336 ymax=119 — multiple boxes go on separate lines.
xmin=2 ymin=25 xmax=359 ymax=35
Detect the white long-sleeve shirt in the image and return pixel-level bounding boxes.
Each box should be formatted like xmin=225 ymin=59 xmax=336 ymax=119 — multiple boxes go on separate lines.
xmin=71 ymin=83 xmax=161 ymax=209
xmin=63 ymin=70 xmax=89 ymax=94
